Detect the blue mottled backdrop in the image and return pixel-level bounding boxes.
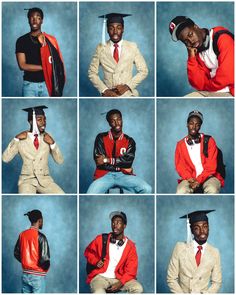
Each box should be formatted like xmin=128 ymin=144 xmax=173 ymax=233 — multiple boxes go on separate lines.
xmin=156 ymin=195 xmax=234 ymax=293
xmin=79 ymin=2 xmax=154 ymax=97
xmin=2 ymin=195 xmax=77 ymax=293
xmin=156 ymin=2 xmax=234 ymax=96
xmin=79 ymin=195 xmax=155 ymax=293
xmin=157 ymin=99 xmax=234 ymax=193
xmin=2 ymin=99 xmax=77 ymax=193
xmin=2 ymin=2 xmax=77 ymax=97
xmin=79 ymin=99 xmax=155 ymax=193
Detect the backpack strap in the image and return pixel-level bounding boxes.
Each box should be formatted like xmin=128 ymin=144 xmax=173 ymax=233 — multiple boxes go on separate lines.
xmin=213 ymin=29 xmax=234 ymax=57
xmin=101 ymin=233 xmax=109 ymax=259
xmin=203 ymin=135 xmax=211 ymax=158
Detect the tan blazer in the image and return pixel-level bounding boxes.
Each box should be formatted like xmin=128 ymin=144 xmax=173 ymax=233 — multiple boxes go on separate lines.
xmin=88 ymin=40 xmax=148 ymax=97
xmin=167 ymin=242 xmax=222 ymax=293
xmin=2 ymin=134 xmax=64 ymax=188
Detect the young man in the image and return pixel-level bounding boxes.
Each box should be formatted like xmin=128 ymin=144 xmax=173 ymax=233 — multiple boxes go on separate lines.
xmin=88 ymin=13 xmax=148 ymax=97
xmin=2 ymin=105 xmax=64 ymax=194
xmin=14 ymin=210 xmax=50 ymax=293
xmin=169 ymin=16 xmax=234 ymax=97
xmin=175 ymin=110 xmax=224 ymax=194
xmin=16 ymin=7 xmax=65 ymax=97
xmin=84 ymin=211 xmax=143 ymax=293
xmin=86 ymin=109 xmax=152 ymax=193
xmin=167 ymin=210 xmax=222 ymax=293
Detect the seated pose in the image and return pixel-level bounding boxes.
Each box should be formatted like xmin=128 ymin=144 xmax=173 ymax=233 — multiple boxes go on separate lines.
xmin=169 ymin=16 xmax=234 ymax=97
xmin=84 ymin=211 xmax=143 ymax=293
xmin=88 ymin=13 xmax=148 ymax=97
xmin=2 ymin=105 xmax=64 ymax=194
xmin=175 ymin=110 xmax=224 ymax=194
xmin=87 ymin=109 xmax=152 ymax=194
xmin=167 ymin=210 xmax=222 ymax=293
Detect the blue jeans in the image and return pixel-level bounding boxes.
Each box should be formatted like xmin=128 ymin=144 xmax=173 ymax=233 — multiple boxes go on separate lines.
xmin=22 ymin=273 xmax=46 ymax=293
xmin=87 ymin=172 xmax=152 ymax=194
xmin=22 ymin=81 xmax=49 ymax=97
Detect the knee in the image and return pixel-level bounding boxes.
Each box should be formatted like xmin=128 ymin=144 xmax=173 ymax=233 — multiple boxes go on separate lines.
xmin=204 ymin=185 xmax=220 ymax=194
xmin=126 ymin=281 xmax=143 ymax=293
xmin=176 ymin=182 xmax=191 ymax=194
xmin=141 ymin=183 xmax=152 ymax=194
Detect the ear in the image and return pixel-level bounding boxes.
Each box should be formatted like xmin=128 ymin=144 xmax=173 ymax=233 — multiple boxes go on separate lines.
xmin=124 ymin=224 xmax=126 ymax=229
xmin=194 ymin=24 xmax=199 ymax=29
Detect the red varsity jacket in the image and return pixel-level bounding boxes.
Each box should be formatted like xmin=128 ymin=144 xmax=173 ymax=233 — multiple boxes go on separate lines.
xmin=175 ymin=134 xmax=224 ymax=186
xmin=84 ymin=233 xmax=138 ymax=285
xmin=14 ymin=227 xmax=50 ymax=276
xmin=187 ymin=27 xmax=234 ymax=96
xmin=40 ymin=32 xmax=65 ymax=96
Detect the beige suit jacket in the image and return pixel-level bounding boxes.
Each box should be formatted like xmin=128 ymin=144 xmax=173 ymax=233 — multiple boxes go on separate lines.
xmin=88 ymin=40 xmax=148 ymax=97
xmin=167 ymin=242 xmax=222 ymax=293
xmin=2 ymin=134 xmax=64 ymax=188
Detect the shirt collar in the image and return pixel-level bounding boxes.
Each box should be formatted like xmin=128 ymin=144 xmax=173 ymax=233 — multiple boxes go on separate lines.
xmin=109 ymin=39 xmax=123 ymax=48
xmin=108 ymin=130 xmax=124 ymax=140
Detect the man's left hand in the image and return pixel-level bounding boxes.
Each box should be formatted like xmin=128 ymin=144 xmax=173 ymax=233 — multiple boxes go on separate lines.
xmin=43 ymin=133 xmax=55 ymax=145
xmin=114 ymin=84 xmax=130 ymax=96
xmin=189 ymin=180 xmax=200 ymax=190
xmin=95 ymin=154 xmax=108 ymax=166
xmin=106 ymin=281 xmax=123 ymax=293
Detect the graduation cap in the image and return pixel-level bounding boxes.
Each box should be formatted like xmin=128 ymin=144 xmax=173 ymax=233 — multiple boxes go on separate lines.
xmin=22 ymin=105 xmax=48 ymax=121
xmin=180 ymin=210 xmax=215 ymax=243
xmin=98 ymin=13 xmax=131 ymax=45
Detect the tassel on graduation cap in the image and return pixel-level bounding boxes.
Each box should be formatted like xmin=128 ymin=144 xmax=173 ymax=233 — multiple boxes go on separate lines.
xmin=180 ymin=210 xmax=215 ymax=244
xmin=98 ymin=13 xmax=131 ymax=45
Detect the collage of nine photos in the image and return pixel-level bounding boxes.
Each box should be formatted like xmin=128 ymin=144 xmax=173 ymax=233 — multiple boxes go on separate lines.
xmin=1 ymin=0 xmax=235 ymax=293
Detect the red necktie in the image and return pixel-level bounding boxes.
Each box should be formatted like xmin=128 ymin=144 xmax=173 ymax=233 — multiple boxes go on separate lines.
xmin=195 ymin=245 xmax=203 ymax=266
xmin=34 ymin=134 xmax=39 ymax=150
xmin=113 ymin=43 xmax=119 ymax=63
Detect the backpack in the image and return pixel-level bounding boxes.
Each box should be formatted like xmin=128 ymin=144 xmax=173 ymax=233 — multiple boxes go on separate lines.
xmin=213 ymin=30 xmax=234 ymax=57
xmin=203 ymin=135 xmax=226 ymax=179
xmin=86 ymin=233 xmax=108 ymax=274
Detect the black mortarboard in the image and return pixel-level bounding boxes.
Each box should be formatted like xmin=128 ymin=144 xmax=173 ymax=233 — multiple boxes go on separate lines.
xmin=180 ymin=210 xmax=215 ymax=225
xmin=99 ymin=13 xmax=131 ymax=26
xmin=22 ymin=105 xmax=48 ymax=121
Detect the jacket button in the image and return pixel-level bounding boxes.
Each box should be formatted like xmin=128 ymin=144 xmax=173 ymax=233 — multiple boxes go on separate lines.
xmin=199 ymin=277 xmax=202 ymax=280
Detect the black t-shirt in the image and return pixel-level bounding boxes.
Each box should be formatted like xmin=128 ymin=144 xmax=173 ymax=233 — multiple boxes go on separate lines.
xmin=15 ymin=33 xmax=45 ymax=82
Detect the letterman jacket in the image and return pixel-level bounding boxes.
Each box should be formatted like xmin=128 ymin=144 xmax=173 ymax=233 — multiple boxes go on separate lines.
xmin=187 ymin=26 xmax=234 ymax=96
xmin=14 ymin=227 xmax=50 ymax=276
xmin=40 ymin=33 xmax=65 ymax=97
xmin=84 ymin=233 xmax=138 ymax=285
xmin=93 ymin=130 xmax=136 ymax=179
xmin=175 ymin=133 xmax=224 ymax=186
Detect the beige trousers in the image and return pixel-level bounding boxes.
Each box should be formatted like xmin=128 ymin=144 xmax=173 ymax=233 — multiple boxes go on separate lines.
xmin=90 ymin=274 xmax=143 ymax=293
xmin=176 ymin=177 xmax=221 ymax=194
xmin=185 ymin=91 xmax=233 ymax=97
xmin=18 ymin=178 xmax=65 ymax=194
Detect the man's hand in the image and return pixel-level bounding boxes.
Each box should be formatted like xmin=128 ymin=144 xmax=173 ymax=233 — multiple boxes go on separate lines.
xmin=15 ymin=131 xmax=28 ymax=140
xmin=96 ymin=259 xmax=105 ymax=268
xmin=113 ymin=84 xmax=130 ymax=96
xmin=102 ymin=89 xmax=119 ymax=97
xmin=188 ymin=179 xmax=200 ymax=190
xmin=37 ymin=33 xmax=46 ymax=46
xmin=106 ymin=281 xmax=123 ymax=293
xmin=187 ymin=46 xmax=197 ymax=58
xmin=95 ymin=154 xmax=109 ymax=166
xmin=43 ymin=133 xmax=55 ymax=145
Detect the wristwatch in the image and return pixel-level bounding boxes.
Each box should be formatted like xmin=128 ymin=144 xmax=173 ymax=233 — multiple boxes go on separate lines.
xmin=103 ymin=157 xmax=108 ymax=164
